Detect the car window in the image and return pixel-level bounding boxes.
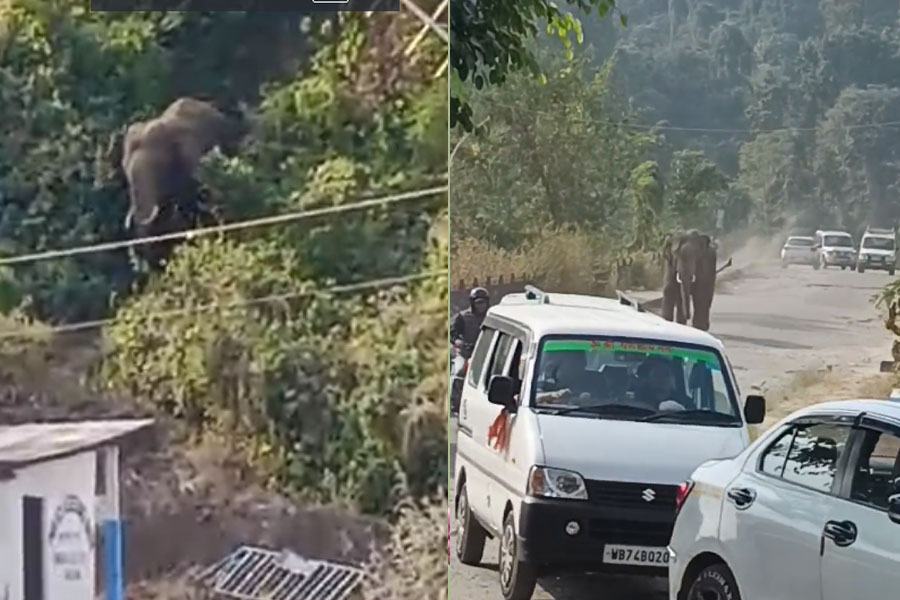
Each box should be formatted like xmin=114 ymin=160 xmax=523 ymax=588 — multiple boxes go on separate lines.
xmin=780 ymin=423 xmax=852 ymax=492
xmin=484 ymin=332 xmax=515 ymax=390
xmin=848 ymin=428 xmax=900 ymax=511
xmin=760 ymin=426 xmax=795 ymax=477
xmin=467 ymin=327 xmax=496 ymax=388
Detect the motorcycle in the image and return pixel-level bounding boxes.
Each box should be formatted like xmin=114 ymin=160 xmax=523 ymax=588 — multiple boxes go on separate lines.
xmin=449 ymin=341 xmax=469 ymax=415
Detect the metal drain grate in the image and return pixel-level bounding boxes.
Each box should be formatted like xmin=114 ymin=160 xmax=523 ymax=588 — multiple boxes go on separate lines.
xmin=198 ymin=545 xmax=365 ymax=600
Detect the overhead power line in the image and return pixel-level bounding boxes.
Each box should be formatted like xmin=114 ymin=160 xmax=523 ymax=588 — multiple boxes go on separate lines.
xmin=0 ymin=270 xmax=446 ymax=340
xmin=488 ymin=101 xmax=900 ymax=134
xmin=0 ymin=184 xmax=447 ymax=268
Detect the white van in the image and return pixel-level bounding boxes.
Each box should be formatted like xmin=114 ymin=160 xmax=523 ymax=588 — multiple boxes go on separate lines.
xmin=452 ymin=287 xmax=766 ymax=600
xmin=856 ymin=226 xmax=896 ymax=275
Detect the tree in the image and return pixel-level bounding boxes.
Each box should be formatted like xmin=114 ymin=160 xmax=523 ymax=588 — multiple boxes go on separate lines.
xmin=450 ymin=0 xmax=621 ymax=130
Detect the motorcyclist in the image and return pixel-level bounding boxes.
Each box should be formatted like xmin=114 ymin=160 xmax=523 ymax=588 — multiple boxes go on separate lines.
xmin=450 ymin=287 xmax=490 ymax=359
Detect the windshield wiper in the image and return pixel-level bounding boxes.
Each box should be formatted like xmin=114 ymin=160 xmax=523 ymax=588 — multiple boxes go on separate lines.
xmin=551 ymin=403 xmax=656 ymax=417
xmin=640 ymin=409 xmax=741 ymax=424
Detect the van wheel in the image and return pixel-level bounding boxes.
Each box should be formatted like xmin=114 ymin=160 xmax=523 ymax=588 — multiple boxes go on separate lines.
xmin=684 ymin=562 xmax=741 ymax=600
xmin=498 ymin=511 xmax=537 ymax=600
xmin=455 ymin=482 xmax=486 ymax=565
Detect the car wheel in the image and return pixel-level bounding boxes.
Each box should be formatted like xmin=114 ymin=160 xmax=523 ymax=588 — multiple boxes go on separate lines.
xmin=455 ymin=482 xmax=487 ymax=565
xmin=498 ymin=511 xmax=537 ymax=600
xmin=685 ymin=562 xmax=742 ymax=600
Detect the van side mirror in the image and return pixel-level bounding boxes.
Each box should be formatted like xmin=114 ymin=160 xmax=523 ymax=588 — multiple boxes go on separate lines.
xmin=744 ymin=395 xmax=766 ymax=424
xmin=488 ymin=375 xmax=517 ymax=412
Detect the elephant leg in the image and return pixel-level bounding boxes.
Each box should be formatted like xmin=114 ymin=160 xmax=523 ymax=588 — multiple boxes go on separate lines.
xmin=661 ymin=284 xmax=676 ymax=321
xmin=691 ymin=287 xmax=714 ymax=331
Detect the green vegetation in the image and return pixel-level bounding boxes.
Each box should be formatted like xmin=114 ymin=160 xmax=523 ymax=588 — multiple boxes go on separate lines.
xmin=451 ymin=0 xmax=900 ymax=288
xmin=0 ymin=0 xmax=447 ymax=527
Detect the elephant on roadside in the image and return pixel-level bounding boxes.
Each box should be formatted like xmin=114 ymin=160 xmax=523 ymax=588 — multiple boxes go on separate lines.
xmin=661 ymin=230 xmax=718 ymax=331
xmin=120 ymin=97 xmax=246 ymax=268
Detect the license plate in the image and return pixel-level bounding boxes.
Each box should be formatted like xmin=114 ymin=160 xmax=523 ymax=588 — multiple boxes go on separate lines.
xmin=602 ymin=544 xmax=670 ymax=566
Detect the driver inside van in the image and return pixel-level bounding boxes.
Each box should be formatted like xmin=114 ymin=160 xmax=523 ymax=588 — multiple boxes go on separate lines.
xmin=536 ymin=351 xmax=596 ymax=404
xmin=632 ymin=355 xmax=687 ymax=411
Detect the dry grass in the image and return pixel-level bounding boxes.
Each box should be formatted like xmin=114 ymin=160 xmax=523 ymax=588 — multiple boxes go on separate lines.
xmin=362 ymin=496 xmax=448 ymax=600
xmin=748 ymin=367 xmax=895 ymax=441
xmin=451 ymin=230 xmax=661 ymax=295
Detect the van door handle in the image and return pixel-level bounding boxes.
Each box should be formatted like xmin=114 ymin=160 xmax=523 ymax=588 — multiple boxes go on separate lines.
xmin=726 ymin=486 xmax=756 ymax=510
xmin=823 ymin=520 xmax=857 ymax=547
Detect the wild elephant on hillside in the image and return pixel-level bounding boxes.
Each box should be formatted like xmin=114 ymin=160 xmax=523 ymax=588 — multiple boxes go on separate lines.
xmin=120 ymin=97 xmax=246 ymax=268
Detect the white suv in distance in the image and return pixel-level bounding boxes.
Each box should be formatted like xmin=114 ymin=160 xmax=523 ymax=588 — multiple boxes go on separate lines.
xmin=780 ymin=235 xmax=818 ymax=269
xmin=856 ymin=227 xmax=896 ymax=275
xmin=453 ymin=287 xmax=765 ymax=600
xmin=668 ymin=399 xmax=900 ymax=600
xmin=814 ymin=230 xmax=856 ymax=270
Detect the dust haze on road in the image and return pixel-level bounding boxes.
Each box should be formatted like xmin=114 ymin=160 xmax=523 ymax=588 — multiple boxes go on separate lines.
xmin=448 ymin=260 xmax=894 ymax=600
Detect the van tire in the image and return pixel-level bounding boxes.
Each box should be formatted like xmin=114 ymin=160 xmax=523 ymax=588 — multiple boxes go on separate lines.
xmin=684 ymin=562 xmax=742 ymax=600
xmin=498 ymin=511 xmax=537 ymax=600
xmin=455 ymin=483 xmax=486 ymax=565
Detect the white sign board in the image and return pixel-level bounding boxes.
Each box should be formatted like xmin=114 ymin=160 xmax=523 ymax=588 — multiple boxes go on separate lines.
xmin=45 ymin=494 xmax=95 ymax=599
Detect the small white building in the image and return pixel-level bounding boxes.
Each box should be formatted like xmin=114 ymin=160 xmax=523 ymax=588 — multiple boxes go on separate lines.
xmin=0 ymin=419 xmax=153 ymax=600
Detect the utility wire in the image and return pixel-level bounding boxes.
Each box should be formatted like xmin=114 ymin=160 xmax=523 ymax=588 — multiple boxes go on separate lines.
xmin=0 ymin=184 xmax=447 ymax=268
xmin=0 ymin=270 xmax=446 ymax=340
xmin=488 ymin=101 xmax=900 ymax=134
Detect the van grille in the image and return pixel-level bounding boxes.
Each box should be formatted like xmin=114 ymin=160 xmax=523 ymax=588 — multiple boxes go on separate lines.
xmin=584 ymin=480 xmax=678 ymax=510
xmin=588 ymin=518 xmax=674 ymax=546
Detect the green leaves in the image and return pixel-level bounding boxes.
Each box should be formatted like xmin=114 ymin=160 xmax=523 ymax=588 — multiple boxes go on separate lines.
xmin=450 ymin=0 xmax=621 ymax=130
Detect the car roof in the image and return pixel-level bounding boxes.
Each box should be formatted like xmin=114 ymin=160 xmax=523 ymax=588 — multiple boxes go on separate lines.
xmin=786 ymin=399 xmax=900 ymax=423
xmin=489 ymin=292 xmax=726 ymax=350
xmin=817 ymin=230 xmax=852 ymax=236
xmin=785 ymin=235 xmax=813 ymax=241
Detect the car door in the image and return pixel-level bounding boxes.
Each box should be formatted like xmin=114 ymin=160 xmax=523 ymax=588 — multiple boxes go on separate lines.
xmin=480 ymin=328 xmax=527 ymax=533
xmin=719 ymin=417 xmax=854 ymax=600
xmin=457 ymin=326 xmax=498 ymax=522
xmin=820 ymin=417 xmax=900 ymax=600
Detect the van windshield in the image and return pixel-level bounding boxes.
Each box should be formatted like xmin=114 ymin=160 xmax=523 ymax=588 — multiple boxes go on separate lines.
xmin=823 ymin=235 xmax=852 ymax=247
xmin=863 ymin=237 xmax=894 ymax=250
xmin=532 ymin=338 xmax=741 ymax=425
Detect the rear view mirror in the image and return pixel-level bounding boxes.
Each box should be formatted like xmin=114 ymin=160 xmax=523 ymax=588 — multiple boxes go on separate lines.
xmin=744 ymin=395 xmax=766 ymax=425
xmin=488 ymin=375 xmax=517 ymax=412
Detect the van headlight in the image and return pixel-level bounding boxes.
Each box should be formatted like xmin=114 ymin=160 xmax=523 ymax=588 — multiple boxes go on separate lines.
xmin=526 ymin=466 xmax=588 ymax=500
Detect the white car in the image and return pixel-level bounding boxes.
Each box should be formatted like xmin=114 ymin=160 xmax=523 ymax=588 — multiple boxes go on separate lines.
xmin=780 ymin=236 xmax=818 ymax=268
xmin=668 ymin=399 xmax=900 ymax=600
xmin=856 ymin=227 xmax=896 ymax=275
xmin=453 ymin=286 xmax=765 ymax=600
xmin=814 ymin=230 xmax=856 ymax=270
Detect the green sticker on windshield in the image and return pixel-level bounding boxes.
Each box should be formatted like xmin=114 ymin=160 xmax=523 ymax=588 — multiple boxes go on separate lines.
xmin=542 ymin=339 xmax=720 ymax=368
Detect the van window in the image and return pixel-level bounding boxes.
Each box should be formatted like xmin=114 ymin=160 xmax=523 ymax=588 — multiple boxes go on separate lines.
xmin=485 ymin=333 xmax=515 ymax=389
xmin=467 ymin=327 xmax=496 ymax=387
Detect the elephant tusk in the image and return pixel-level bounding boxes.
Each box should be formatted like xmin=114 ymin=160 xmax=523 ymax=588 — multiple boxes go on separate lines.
xmin=136 ymin=204 xmax=160 ymax=227
xmin=676 ymin=272 xmax=682 ymax=283
xmin=124 ymin=207 xmax=133 ymax=231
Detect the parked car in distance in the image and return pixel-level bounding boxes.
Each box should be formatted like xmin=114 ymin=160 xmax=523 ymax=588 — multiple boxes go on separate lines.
xmin=454 ymin=286 xmax=765 ymax=600
xmin=856 ymin=227 xmax=896 ymax=275
xmin=814 ymin=230 xmax=856 ymax=270
xmin=780 ymin=235 xmax=818 ymax=268
xmin=668 ymin=399 xmax=900 ymax=600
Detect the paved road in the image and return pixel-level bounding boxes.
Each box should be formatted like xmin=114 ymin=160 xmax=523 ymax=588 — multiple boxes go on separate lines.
xmin=448 ymin=261 xmax=893 ymax=600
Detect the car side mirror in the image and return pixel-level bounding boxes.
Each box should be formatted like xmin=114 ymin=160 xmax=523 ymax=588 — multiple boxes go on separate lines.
xmin=744 ymin=395 xmax=766 ymax=424
xmin=488 ymin=375 xmax=517 ymax=412
xmin=888 ymin=486 xmax=900 ymax=524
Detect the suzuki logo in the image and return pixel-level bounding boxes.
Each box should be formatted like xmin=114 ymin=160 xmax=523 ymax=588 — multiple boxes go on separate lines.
xmin=641 ymin=488 xmax=656 ymax=502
